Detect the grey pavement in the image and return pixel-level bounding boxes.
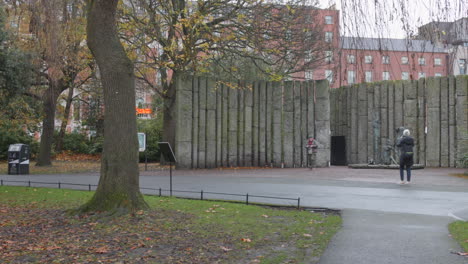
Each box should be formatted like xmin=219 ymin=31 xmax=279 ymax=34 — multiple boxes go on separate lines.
xmin=1 ymin=166 xmax=468 ymax=263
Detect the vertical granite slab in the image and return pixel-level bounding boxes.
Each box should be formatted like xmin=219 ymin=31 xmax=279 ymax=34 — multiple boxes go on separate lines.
xmin=448 ymin=76 xmax=456 ymax=167
xmin=191 ymin=77 xmax=199 ymax=168
xmin=238 ymin=82 xmax=245 ymax=167
xmin=197 ymin=77 xmax=207 ymax=168
xmin=244 ymin=82 xmax=254 ymax=167
xmin=455 ymin=76 xmax=468 ymax=168
xmin=205 ymin=78 xmax=217 ymax=168
xmin=417 ymin=79 xmax=426 ymax=165
xmin=314 ymin=80 xmax=330 ymax=167
xmin=175 ymin=75 xmax=193 ymax=168
xmin=215 ymin=81 xmax=222 ymax=167
xmin=258 ymin=81 xmax=267 ymax=166
xmin=293 ymin=82 xmax=302 ymax=167
xmin=272 ymin=82 xmax=282 ymax=167
xmin=426 ymin=77 xmax=441 ymax=167
xmin=228 ymin=83 xmax=238 ymax=167
xmin=283 ymin=81 xmax=294 ymax=167
xmin=440 ymin=77 xmax=449 ymax=167
xmin=357 ymin=83 xmax=368 ymax=164
xmin=266 ymin=82 xmax=273 ymax=166
xmin=221 ymin=83 xmax=229 ymax=167
xmin=252 ymin=82 xmax=259 ymax=167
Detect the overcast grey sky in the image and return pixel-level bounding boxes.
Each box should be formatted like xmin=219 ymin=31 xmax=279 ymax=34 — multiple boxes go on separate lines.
xmin=317 ymin=0 xmax=468 ymax=38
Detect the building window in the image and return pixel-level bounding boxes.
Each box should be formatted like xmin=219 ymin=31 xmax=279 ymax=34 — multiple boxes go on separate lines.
xmin=365 ymin=71 xmax=373 ymax=82
xmin=459 ymin=59 xmax=466 ymax=75
xmin=304 ymin=50 xmax=313 ymax=62
xmin=325 ymin=51 xmax=333 ymax=63
xmin=435 ymin=73 xmax=442 ymax=77
xmin=418 ymin=57 xmax=426 ymax=65
xmin=401 ymin=56 xmax=409 ymax=64
xmin=325 ymin=16 xmax=333 ymax=24
xmin=402 ymin=72 xmax=409 ymax=80
xmin=418 ymin=72 xmax=426 ymax=79
xmin=285 ymin=30 xmax=292 ymax=40
xmin=348 ymin=71 xmax=355 ymax=84
xmin=382 ymin=56 xmax=390 ymax=64
xmin=382 ymin=71 xmax=390 ymax=80
xmin=365 ymin=55 xmax=373 ymax=64
xmin=325 ymin=32 xmax=333 ymax=43
xmin=347 ymin=54 xmax=355 ymax=64
xmin=305 ymin=70 xmax=313 ymax=80
xmin=325 ymin=70 xmax=333 ymax=83
xmin=434 ymin=58 xmax=442 ymax=66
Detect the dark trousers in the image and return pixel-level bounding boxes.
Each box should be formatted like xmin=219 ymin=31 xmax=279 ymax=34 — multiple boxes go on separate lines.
xmin=399 ymin=153 xmax=413 ymax=181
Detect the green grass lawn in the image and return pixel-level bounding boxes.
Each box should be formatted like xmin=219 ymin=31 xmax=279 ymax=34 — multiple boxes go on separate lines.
xmin=0 ymin=186 xmax=341 ymax=264
xmin=449 ymin=221 xmax=468 ymax=253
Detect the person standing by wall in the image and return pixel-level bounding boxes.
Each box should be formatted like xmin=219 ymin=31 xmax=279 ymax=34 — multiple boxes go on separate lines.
xmin=397 ymin=129 xmax=414 ymax=184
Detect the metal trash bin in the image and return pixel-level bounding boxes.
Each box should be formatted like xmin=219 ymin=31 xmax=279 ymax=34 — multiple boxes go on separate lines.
xmin=8 ymin=144 xmax=30 ymax=175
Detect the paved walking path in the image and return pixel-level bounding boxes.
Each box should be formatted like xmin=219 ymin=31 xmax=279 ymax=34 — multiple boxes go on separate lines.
xmin=1 ymin=166 xmax=467 ymax=263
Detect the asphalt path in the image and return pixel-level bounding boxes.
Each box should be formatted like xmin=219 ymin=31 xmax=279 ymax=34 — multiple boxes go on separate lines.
xmin=1 ymin=166 xmax=467 ymax=263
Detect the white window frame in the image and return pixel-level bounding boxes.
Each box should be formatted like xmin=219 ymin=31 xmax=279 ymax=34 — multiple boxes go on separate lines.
xmin=325 ymin=70 xmax=333 ymax=83
xmin=305 ymin=70 xmax=313 ymax=80
xmin=325 ymin=50 xmax=333 ymax=63
xmin=435 ymin=73 xmax=442 ymax=77
xmin=325 ymin=32 xmax=333 ymax=43
xmin=364 ymin=55 xmax=373 ymax=64
xmin=402 ymin=72 xmax=409 ymax=80
xmin=365 ymin=71 xmax=373 ymax=82
xmin=347 ymin=54 xmax=355 ymax=64
xmin=401 ymin=56 xmax=409 ymax=64
xmin=382 ymin=56 xmax=390 ymax=64
xmin=348 ymin=70 xmax=355 ymax=84
xmin=434 ymin=58 xmax=441 ymax=66
xmin=325 ymin=16 xmax=333 ymax=24
xmin=382 ymin=71 xmax=390 ymax=80
xmin=418 ymin=72 xmax=426 ymax=79
xmin=418 ymin=57 xmax=426 ymax=65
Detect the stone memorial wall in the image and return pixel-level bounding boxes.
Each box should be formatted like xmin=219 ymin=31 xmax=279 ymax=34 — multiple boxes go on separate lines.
xmin=330 ymin=76 xmax=468 ymax=167
xmin=174 ymin=75 xmax=331 ymax=169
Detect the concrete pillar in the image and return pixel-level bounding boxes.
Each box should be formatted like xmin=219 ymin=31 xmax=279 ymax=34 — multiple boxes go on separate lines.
xmin=417 ymin=79 xmax=426 ymax=165
xmin=175 ymin=75 xmax=193 ymax=169
xmin=448 ymin=76 xmax=456 ymax=167
xmin=380 ymin=83 xmax=389 ymax=154
xmin=357 ymin=83 xmax=368 ymax=164
xmin=314 ymin=80 xmax=330 ymax=167
xmin=294 ymin=82 xmax=302 ymax=167
xmin=373 ymin=84 xmax=381 ymax=163
xmin=346 ymin=87 xmax=352 ymax=163
xmin=350 ymin=85 xmax=358 ymax=164
xmin=197 ymin=77 xmax=207 ymax=168
xmin=301 ymin=82 xmax=308 ymax=166
xmin=403 ymin=80 xmax=418 ymax=163
xmin=455 ymin=76 xmax=468 ymax=168
xmin=387 ymin=83 xmax=395 ymax=150
xmin=307 ymin=81 xmax=315 ymax=139
xmin=272 ymin=82 xmax=282 ymax=167
xmin=394 ymin=81 xmax=404 ymax=129
xmin=252 ymin=82 xmax=259 ymax=166
xmin=258 ymin=81 xmax=267 ymax=166
xmin=266 ymin=82 xmax=273 ymax=166
xmin=221 ymin=83 xmax=229 ymax=167
xmin=228 ymin=83 xmax=238 ymax=167
xmin=206 ymin=79 xmax=217 ymax=168
xmin=367 ymin=85 xmax=374 ymax=163
xmin=244 ymin=82 xmax=254 ymax=167
xmin=426 ymin=77 xmax=441 ymax=167
xmin=283 ymin=81 xmax=294 ymax=167
xmin=191 ymin=77 xmax=199 ymax=168
xmin=238 ymin=82 xmax=245 ymax=167
xmin=440 ymin=77 xmax=449 ymax=167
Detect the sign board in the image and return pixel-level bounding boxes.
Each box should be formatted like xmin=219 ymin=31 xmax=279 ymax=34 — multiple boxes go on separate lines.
xmin=158 ymin=142 xmax=176 ymax=163
xmin=138 ymin=133 xmax=146 ymax=152
xmin=136 ymin=108 xmax=152 ymax=115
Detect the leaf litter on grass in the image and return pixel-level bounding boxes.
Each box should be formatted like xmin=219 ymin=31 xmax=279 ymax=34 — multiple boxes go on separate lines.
xmin=0 ymin=187 xmax=341 ymax=264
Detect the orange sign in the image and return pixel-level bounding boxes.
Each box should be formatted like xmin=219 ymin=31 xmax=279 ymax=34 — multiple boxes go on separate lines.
xmin=136 ymin=108 xmax=152 ymax=114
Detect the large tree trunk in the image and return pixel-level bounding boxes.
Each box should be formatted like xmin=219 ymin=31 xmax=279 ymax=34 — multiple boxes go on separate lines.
xmin=80 ymin=0 xmax=148 ymax=213
xmin=36 ymin=85 xmax=61 ymax=166
xmin=55 ymin=86 xmax=74 ymax=153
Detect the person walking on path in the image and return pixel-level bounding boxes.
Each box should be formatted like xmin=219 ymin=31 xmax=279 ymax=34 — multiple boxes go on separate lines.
xmin=397 ymin=129 xmax=414 ymax=184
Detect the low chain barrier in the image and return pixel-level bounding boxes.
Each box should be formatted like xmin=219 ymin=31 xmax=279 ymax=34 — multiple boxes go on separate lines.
xmin=1 ymin=179 xmax=301 ymax=209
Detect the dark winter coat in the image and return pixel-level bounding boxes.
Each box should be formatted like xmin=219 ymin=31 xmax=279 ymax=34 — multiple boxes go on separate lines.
xmin=397 ymin=136 xmax=414 ymax=154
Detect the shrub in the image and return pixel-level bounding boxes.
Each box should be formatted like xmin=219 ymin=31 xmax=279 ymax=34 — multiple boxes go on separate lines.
xmin=55 ymin=132 xmax=90 ymax=154
xmin=0 ymin=126 xmax=38 ymax=160
xmin=137 ymin=115 xmax=163 ymax=162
